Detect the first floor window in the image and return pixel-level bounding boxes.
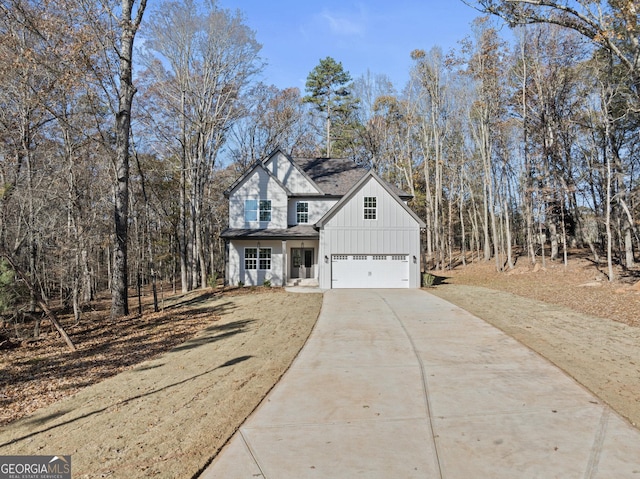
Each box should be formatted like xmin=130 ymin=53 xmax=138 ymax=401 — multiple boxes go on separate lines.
xmin=245 ymin=248 xmax=257 ymax=269
xmin=296 ymin=201 xmax=309 ymax=224
xmin=245 ymin=247 xmax=271 ymax=270
xmin=259 ymin=248 xmax=272 ymax=270
xmin=364 ymin=196 xmax=377 ymax=220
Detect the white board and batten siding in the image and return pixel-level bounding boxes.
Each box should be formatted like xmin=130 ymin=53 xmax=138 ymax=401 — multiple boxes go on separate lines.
xmin=318 ymin=176 xmax=422 ymax=289
xmin=228 ymin=166 xmax=288 ymax=229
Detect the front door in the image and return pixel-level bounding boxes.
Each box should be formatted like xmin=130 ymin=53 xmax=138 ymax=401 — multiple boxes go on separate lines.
xmin=291 ymin=248 xmax=314 ymax=279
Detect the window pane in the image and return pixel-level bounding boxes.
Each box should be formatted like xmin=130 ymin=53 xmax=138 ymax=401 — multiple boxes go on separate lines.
xmin=259 ymin=248 xmax=271 ymax=270
xmin=364 ymin=196 xmax=377 ymax=220
xmin=297 ymin=202 xmax=309 ymax=224
xmin=244 ymin=248 xmax=257 ymax=270
xmin=259 ymin=200 xmax=271 ymax=222
xmin=244 ymin=200 xmax=258 ymax=222
xmin=259 ymin=210 xmax=271 ymax=221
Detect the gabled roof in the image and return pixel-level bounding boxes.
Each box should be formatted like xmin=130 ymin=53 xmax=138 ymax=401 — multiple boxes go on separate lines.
xmin=225 ymin=147 xmax=413 ymax=200
xmin=223 ymin=159 xmax=291 ymax=198
xmin=293 ymin=157 xmax=367 ymax=196
xmin=264 ymin=149 xmax=323 ymax=195
xmin=292 ymin=157 xmax=412 ymax=200
xmin=315 ymin=170 xmax=426 ymax=229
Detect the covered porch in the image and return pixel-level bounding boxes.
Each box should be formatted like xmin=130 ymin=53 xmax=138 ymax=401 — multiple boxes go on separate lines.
xmin=220 ymin=225 xmax=319 ymax=287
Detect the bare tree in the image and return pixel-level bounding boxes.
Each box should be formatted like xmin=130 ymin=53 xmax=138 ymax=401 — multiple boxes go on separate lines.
xmin=467 ymin=0 xmax=640 ymax=95
xmin=140 ymin=0 xmax=261 ymax=291
xmin=229 ymin=84 xmax=315 ymax=167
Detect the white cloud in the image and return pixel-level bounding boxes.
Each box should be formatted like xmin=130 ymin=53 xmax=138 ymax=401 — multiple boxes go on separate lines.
xmin=318 ymin=6 xmax=367 ymax=36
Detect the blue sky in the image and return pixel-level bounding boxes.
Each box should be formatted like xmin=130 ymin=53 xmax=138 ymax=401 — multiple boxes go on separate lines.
xmin=216 ymin=1 xmax=489 ymax=92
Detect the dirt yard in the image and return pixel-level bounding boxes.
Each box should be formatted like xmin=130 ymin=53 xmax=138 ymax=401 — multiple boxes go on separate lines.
xmin=428 ymin=254 xmax=640 ymax=430
xmin=1 ymin=253 xmax=639 ymax=478
xmin=0 ymin=288 xmax=322 ymax=478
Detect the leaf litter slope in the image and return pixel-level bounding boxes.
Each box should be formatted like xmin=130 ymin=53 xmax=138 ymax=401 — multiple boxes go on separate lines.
xmin=0 ymin=288 xmax=322 ymax=478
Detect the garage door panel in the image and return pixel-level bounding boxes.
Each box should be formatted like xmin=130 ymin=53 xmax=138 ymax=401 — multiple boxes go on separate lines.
xmin=331 ymin=254 xmax=409 ymax=289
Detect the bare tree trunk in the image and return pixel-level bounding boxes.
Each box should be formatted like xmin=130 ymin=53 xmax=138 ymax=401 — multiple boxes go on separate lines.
xmin=618 ymin=197 xmax=637 ymax=268
xmin=504 ymin=197 xmax=514 ymax=269
xmin=72 ymin=248 xmax=81 ymax=323
xmin=81 ymin=247 xmax=92 ymax=302
xmin=561 ymin=197 xmax=568 ymax=271
xmin=180 ymin=89 xmax=189 ymax=293
xmin=548 ymin=220 xmax=559 ymax=260
xmin=133 ymin=147 xmax=159 ymax=312
xmin=459 ymin=170 xmax=467 ymax=267
xmin=482 ymin=180 xmax=491 ymax=261
xmin=25 ymin=142 xmax=37 ymax=313
xmin=624 ymin=225 xmax=634 ymax=268
xmin=422 ymin=155 xmax=434 ymax=266
xmin=111 ymin=0 xmax=148 ymax=319
xmin=605 ymin=143 xmax=615 ymax=281
xmin=519 ymin=32 xmax=536 ymax=265
xmin=198 ymin=221 xmax=207 ymax=289
xmin=538 ymin=201 xmax=547 ymax=268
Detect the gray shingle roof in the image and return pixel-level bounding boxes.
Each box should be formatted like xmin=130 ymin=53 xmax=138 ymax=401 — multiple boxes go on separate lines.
xmin=220 ymin=225 xmax=319 ymax=240
xmin=293 ymin=157 xmax=367 ymax=196
xmin=292 ymin=157 xmax=411 ymax=199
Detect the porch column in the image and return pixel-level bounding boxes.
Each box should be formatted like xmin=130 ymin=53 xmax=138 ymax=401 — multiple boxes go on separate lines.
xmin=224 ymin=239 xmax=230 ymax=287
xmin=282 ymin=240 xmax=287 ymax=286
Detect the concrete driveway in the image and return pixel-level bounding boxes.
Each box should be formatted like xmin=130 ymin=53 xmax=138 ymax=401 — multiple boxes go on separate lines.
xmin=200 ymin=289 xmax=640 ymax=478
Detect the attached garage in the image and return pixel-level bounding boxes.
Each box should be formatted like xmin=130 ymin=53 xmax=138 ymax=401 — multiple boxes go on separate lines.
xmin=331 ymin=254 xmax=410 ymax=288
xmin=316 ymin=171 xmax=426 ymax=290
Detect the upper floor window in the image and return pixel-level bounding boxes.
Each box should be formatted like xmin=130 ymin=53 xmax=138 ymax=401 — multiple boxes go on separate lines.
xmin=364 ymin=196 xmax=377 ymax=220
xmin=296 ymin=202 xmax=309 ymax=224
xmin=245 ymin=199 xmax=271 ymax=222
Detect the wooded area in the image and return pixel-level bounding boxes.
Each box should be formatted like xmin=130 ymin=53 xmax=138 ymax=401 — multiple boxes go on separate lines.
xmin=0 ymin=0 xmax=638 ymax=346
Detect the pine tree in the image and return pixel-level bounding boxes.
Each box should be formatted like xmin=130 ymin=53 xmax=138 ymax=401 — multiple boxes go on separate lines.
xmin=304 ymin=57 xmax=359 ymax=157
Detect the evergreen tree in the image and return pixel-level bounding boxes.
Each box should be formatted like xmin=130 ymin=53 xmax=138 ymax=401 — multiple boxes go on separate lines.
xmin=304 ymin=57 xmax=359 ymax=157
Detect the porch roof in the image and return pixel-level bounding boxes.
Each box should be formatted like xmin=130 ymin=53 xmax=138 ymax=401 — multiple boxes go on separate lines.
xmin=220 ymin=224 xmax=319 ymax=240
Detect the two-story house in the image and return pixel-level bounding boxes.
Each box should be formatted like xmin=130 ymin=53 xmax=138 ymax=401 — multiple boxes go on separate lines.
xmin=221 ymin=148 xmax=425 ymax=289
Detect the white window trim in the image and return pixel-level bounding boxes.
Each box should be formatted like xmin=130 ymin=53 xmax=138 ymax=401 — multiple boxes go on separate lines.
xmin=296 ymin=201 xmax=309 ymax=224
xmin=244 ymin=247 xmax=257 ymax=270
xmin=364 ymin=196 xmax=377 ymax=220
xmin=259 ymin=247 xmax=272 ymax=270
xmin=245 ymin=199 xmax=272 ymax=223
xmin=244 ymin=247 xmax=272 ymax=270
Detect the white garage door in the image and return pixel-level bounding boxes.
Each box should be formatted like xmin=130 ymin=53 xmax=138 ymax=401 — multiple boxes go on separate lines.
xmin=331 ymin=254 xmax=410 ymax=288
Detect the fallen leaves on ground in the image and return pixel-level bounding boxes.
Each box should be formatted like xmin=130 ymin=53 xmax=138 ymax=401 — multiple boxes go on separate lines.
xmin=432 ymin=251 xmax=640 ymax=327
xmin=0 ymin=287 xmax=272 ymax=427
